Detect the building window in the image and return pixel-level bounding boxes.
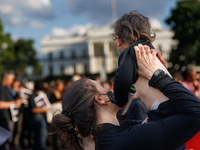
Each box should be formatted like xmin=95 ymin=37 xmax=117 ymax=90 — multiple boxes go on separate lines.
xmin=84 ymin=63 xmax=88 ymax=74
xmin=109 ymin=42 xmax=119 ymax=56
xmin=60 ymin=65 xmax=64 ymax=74
xmin=82 ymin=49 xmax=87 ymax=58
xmin=71 ymin=50 xmax=76 ymax=58
xmin=94 ymin=43 xmax=104 ymax=56
xmin=49 ymin=52 xmax=52 ymax=60
xmin=60 ymin=51 xmax=64 ymax=59
xmin=49 ymin=65 xmax=53 ymax=76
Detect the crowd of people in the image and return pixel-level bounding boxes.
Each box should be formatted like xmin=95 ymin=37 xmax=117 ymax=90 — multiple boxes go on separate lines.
xmin=1 ymin=60 xmax=200 ymax=150
xmin=0 ymin=71 xmax=117 ymax=150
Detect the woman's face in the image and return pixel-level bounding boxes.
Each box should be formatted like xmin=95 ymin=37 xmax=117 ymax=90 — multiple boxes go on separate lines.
xmin=92 ymin=80 xmax=109 ymax=96
xmin=91 ymin=80 xmax=119 ymax=112
xmin=57 ymin=82 xmax=64 ymax=92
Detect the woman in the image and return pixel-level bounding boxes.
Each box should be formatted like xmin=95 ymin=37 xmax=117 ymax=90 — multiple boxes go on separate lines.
xmin=28 ymin=81 xmax=50 ymax=150
xmin=52 ymin=44 xmax=200 ymax=150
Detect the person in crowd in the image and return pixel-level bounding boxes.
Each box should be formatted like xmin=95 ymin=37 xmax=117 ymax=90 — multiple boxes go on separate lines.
xmin=196 ymin=72 xmax=200 ymax=81
xmin=64 ymin=75 xmax=82 ymax=91
xmin=89 ymin=75 xmax=101 ymax=84
xmin=10 ymin=79 xmax=22 ymax=149
xmin=117 ymin=92 xmax=148 ymax=122
xmin=181 ymin=69 xmax=200 ymax=149
xmin=182 ymin=69 xmax=200 ymax=99
xmin=52 ymin=45 xmax=200 ymax=150
xmin=28 ymin=81 xmax=50 ymax=150
xmin=48 ymin=79 xmax=65 ymax=150
xmin=72 ymin=74 xmax=82 ymax=82
xmin=49 ymin=79 xmax=64 ymax=104
xmin=126 ymin=92 xmax=148 ymax=120
xmin=9 ymin=79 xmax=21 ymax=99
xmin=169 ymin=69 xmax=183 ymax=83
xmin=20 ymin=81 xmax=34 ymax=149
xmin=108 ymin=77 xmax=114 ymax=92
xmin=101 ymin=81 xmax=111 ymax=91
xmin=0 ymin=71 xmax=22 ymax=150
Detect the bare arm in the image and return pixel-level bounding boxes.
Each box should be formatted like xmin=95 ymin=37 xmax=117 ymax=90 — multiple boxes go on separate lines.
xmin=134 ymin=44 xmax=170 ymax=110
xmin=32 ymin=107 xmax=50 ymax=113
xmin=0 ymin=99 xmax=22 ymax=109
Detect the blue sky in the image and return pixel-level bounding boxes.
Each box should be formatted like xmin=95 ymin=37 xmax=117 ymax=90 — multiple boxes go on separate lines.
xmin=0 ymin=0 xmax=177 ymax=58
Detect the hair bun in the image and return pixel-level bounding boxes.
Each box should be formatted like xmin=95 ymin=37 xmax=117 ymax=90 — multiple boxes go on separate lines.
xmin=52 ymin=114 xmax=74 ymax=134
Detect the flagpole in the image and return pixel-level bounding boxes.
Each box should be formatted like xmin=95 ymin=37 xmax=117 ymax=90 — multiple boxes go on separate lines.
xmin=111 ymin=0 xmax=117 ymax=24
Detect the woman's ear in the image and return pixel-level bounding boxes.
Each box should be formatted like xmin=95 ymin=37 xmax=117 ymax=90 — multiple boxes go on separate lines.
xmin=94 ymin=95 xmax=106 ymax=105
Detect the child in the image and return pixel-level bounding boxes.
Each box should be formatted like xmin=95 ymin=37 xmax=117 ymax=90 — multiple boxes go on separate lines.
xmin=113 ymin=11 xmax=169 ymax=108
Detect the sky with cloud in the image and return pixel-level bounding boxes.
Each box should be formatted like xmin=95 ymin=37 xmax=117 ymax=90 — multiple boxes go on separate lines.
xmin=0 ymin=0 xmax=177 ymax=58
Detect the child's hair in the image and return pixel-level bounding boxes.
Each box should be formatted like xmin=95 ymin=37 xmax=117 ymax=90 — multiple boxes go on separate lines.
xmin=113 ymin=11 xmax=155 ymax=44
xmin=52 ymin=78 xmax=100 ymax=150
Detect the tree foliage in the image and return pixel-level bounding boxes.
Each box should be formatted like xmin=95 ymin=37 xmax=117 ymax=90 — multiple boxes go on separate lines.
xmin=0 ymin=19 xmax=41 ymax=77
xmin=166 ymin=0 xmax=200 ymax=69
xmin=13 ymin=39 xmax=41 ymax=77
xmin=0 ymin=20 xmax=15 ymax=75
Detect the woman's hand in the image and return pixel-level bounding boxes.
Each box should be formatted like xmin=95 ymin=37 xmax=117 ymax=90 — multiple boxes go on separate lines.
xmin=134 ymin=44 xmax=158 ymax=80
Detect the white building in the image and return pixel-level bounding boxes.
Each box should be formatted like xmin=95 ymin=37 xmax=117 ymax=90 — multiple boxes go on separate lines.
xmin=40 ymin=24 xmax=177 ymax=77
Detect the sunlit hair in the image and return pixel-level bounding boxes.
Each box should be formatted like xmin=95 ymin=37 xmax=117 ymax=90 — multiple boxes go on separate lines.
xmin=113 ymin=11 xmax=155 ymax=44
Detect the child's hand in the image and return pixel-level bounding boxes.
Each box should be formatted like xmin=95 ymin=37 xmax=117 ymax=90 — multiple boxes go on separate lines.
xmin=134 ymin=44 xmax=158 ymax=80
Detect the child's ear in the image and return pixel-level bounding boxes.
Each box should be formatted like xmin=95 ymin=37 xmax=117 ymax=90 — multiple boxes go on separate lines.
xmin=94 ymin=95 xmax=106 ymax=105
xmin=117 ymin=38 xmax=123 ymax=48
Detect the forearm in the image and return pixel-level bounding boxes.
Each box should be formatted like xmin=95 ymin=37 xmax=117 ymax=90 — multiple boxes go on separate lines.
xmin=0 ymin=100 xmax=15 ymax=109
xmin=32 ymin=107 xmax=49 ymax=113
xmin=135 ymin=76 xmax=168 ymax=110
xmin=149 ymin=70 xmax=200 ymax=119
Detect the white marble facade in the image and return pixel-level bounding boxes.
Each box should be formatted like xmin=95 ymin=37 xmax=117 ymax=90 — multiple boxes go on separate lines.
xmin=40 ymin=24 xmax=177 ymax=77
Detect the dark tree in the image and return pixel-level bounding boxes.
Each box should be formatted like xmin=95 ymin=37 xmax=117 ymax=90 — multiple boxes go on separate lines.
xmin=0 ymin=19 xmax=41 ymax=77
xmin=0 ymin=20 xmax=15 ymax=75
xmin=13 ymin=39 xmax=41 ymax=77
xmin=166 ymin=0 xmax=200 ymax=70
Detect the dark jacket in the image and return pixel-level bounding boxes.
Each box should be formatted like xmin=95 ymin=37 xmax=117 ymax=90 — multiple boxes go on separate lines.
xmin=114 ymin=40 xmax=155 ymax=107
xmin=94 ymin=71 xmax=200 ymax=150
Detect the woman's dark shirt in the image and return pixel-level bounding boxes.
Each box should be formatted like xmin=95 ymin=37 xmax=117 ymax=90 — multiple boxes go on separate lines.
xmin=114 ymin=40 xmax=155 ymax=107
xmin=94 ymin=71 xmax=200 ymax=150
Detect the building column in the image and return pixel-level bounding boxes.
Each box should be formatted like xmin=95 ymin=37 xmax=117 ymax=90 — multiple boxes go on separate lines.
xmin=103 ymin=41 xmax=111 ymax=73
xmin=88 ymin=41 xmax=94 ymax=56
xmin=88 ymin=41 xmax=95 ymax=74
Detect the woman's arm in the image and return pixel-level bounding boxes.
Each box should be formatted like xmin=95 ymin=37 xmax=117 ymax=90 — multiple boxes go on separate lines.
xmin=134 ymin=45 xmax=170 ymax=110
xmin=125 ymin=72 xmax=200 ymax=150
xmin=125 ymin=44 xmax=200 ymax=150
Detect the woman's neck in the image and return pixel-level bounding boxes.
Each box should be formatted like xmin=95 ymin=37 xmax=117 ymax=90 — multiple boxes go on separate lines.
xmin=96 ymin=106 xmax=119 ymax=126
xmin=81 ymin=136 xmax=95 ymax=150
